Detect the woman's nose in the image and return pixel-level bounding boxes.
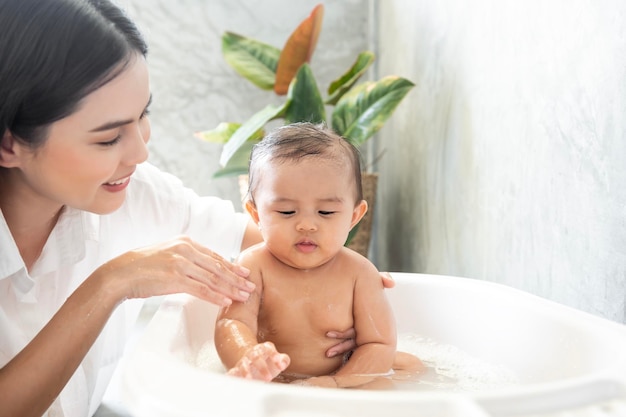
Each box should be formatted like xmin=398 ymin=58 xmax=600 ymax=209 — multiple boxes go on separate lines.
xmin=124 ymin=122 xmax=150 ymax=165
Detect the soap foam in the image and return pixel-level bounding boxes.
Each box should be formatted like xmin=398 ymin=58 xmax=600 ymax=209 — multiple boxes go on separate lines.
xmin=193 ymin=333 xmax=519 ymax=392
xmin=397 ymin=333 xmax=519 ymax=391
xmin=195 ymin=342 xmax=226 ymax=373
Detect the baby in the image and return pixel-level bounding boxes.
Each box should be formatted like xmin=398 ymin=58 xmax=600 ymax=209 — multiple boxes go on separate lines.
xmin=215 ymin=122 xmax=421 ymax=388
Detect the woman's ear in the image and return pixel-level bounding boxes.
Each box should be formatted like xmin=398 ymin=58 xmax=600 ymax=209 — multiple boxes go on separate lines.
xmin=0 ymin=131 xmax=22 ymax=168
xmin=350 ymin=200 xmax=368 ymax=229
xmin=244 ymin=199 xmax=261 ymax=225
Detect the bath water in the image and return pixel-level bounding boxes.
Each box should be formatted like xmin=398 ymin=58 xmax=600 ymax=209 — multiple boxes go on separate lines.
xmin=193 ymin=333 xmax=519 ymax=392
xmin=395 ymin=333 xmax=518 ymax=391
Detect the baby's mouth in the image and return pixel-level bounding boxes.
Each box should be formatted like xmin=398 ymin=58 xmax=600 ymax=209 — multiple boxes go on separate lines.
xmin=296 ymin=240 xmax=318 ymax=252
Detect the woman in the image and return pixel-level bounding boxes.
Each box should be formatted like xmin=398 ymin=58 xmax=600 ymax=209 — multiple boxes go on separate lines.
xmin=0 ymin=1 xmax=392 ymax=416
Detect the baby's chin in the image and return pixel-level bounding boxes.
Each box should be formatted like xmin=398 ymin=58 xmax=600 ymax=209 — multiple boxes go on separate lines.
xmin=279 ymin=254 xmax=335 ymax=272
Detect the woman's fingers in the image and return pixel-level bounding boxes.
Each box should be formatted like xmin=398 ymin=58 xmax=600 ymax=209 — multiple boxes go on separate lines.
xmin=325 ymin=338 xmax=356 ymax=358
xmin=183 ymin=261 xmax=252 ymax=303
xmin=182 ymin=239 xmax=256 ymax=295
xmin=105 ymin=236 xmax=255 ymax=305
xmin=325 ymin=328 xmax=356 ymax=358
xmin=193 ymin=243 xmax=251 ymax=278
xmin=380 ymin=271 xmax=395 ymax=289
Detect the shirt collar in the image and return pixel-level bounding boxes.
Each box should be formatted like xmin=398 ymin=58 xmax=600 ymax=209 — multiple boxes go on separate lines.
xmin=0 ymin=208 xmax=24 ymax=279
xmin=31 ymin=206 xmax=100 ymax=277
xmin=0 ymin=207 xmax=100 ymax=291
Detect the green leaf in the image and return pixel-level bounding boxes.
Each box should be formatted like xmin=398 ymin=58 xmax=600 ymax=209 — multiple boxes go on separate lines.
xmin=331 ymin=76 xmax=415 ymax=147
xmin=220 ymin=103 xmax=288 ymax=166
xmin=194 ymin=122 xmax=241 ymax=144
xmin=326 ymin=51 xmax=375 ymax=105
xmin=284 ymin=64 xmax=326 ymax=124
xmin=213 ymin=140 xmax=258 ymax=178
xmin=344 ymin=220 xmax=360 ymax=246
xmin=222 ymin=31 xmax=280 ymax=90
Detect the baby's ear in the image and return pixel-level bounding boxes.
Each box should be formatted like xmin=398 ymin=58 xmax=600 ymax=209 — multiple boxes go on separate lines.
xmin=244 ymin=199 xmax=261 ymax=224
xmin=350 ymin=200 xmax=368 ymax=229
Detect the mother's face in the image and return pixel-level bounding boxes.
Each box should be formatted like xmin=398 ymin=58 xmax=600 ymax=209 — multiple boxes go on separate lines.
xmin=4 ymin=55 xmax=152 ymax=215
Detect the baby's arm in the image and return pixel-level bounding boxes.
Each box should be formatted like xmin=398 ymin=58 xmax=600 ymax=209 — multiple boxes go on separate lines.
xmin=334 ymin=259 xmax=397 ymax=377
xmin=225 ymin=341 xmax=290 ymax=381
xmin=214 ymin=251 xmax=289 ymax=381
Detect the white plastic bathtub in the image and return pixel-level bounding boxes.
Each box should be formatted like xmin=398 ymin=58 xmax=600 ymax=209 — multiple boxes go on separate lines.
xmin=122 ymin=273 xmax=626 ymax=417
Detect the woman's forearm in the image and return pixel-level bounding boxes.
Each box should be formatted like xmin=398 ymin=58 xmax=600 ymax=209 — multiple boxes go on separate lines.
xmin=0 ymin=271 xmax=122 ymax=417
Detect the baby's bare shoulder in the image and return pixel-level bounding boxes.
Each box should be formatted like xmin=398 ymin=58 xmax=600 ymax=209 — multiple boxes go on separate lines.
xmin=238 ymin=242 xmax=271 ymax=265
xmin=236 ymin=243 xmax=274 ymax=287
xmin=339 ymin=247 xmax=380 ymax=279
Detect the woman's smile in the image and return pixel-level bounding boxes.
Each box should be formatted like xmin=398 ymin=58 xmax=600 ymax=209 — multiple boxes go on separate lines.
xmin=102 ymin=171 xmax=134 ymax=192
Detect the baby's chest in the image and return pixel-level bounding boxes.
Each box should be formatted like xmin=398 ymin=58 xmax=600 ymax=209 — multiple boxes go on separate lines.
xmin=260 ymin=280 xmax=354 ymax=330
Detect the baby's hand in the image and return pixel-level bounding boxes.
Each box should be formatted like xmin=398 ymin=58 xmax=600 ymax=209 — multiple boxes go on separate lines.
xmin=227 ymin=342 xmax=290 ymax=382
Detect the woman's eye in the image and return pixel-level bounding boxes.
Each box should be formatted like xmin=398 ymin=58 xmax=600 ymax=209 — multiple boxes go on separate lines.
xmin=99 ymin=135 xmax=122 ymax=147
xmin=140 ymin=108 xmax=151 ymax=119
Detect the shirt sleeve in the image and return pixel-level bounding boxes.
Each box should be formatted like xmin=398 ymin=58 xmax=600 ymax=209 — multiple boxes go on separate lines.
xmin=117 ymin=162 xmax=249 ymax=260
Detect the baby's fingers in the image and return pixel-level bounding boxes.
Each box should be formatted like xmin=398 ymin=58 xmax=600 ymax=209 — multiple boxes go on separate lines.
xmin=228 ymin=343 xmax=290 ymax=382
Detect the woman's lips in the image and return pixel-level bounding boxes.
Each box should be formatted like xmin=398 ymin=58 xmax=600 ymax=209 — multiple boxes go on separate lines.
xmin=102 ymin=175 xmax=132 ymax=192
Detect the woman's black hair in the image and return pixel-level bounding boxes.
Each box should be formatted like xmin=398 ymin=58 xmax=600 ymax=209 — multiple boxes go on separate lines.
xmin=0 ymin=0 xmax=148 ymax=147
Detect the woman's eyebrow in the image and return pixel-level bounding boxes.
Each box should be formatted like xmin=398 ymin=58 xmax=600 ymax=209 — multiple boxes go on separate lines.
xmin=89 ymin=94 xmax=152 ymax=132
xmin=89 ymin=118 xmax=133 ymax=132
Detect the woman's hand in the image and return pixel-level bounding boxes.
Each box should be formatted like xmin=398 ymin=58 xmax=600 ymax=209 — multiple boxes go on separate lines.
xmin=325 ymin=328 xmax=356 ymax=358
xmin=325 ymin=271 xmax=394 ymax=358
xmin=379 ymin=271 xmax=395 ymax=288
xmin=97 ymin=236 xmax=255 ymax=306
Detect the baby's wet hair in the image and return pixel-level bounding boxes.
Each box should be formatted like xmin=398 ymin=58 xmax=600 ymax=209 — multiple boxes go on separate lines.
xmin=248 ymin=122 xmax=363 ymax=203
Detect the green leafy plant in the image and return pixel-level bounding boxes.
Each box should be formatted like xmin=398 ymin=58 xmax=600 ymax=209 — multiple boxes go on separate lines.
xmin=196 ymin=3 xmax=415 ymax=178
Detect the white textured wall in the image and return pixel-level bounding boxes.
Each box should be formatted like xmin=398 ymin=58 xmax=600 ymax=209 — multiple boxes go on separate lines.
xmin=374 ymin=0 xmax=626 ymax=322
xmin=121 ymin=0 xmax=626 ymax=323
xmin=122 ymin=0 xmax=370 ymax=209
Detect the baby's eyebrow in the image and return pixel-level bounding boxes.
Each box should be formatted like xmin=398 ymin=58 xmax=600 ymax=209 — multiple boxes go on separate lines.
xmin=317 ymin=197 xmax=344 ymax=203
xmin=270 ymin=197 xmax=344 ymax=204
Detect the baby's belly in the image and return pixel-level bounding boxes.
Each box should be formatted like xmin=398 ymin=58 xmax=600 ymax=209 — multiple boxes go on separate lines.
xmin=276 ymin=339 xmax=345 ymax=377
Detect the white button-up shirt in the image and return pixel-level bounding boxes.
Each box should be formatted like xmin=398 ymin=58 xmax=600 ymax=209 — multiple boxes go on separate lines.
xmin=0 ymin=162 xmax=248 ymax=417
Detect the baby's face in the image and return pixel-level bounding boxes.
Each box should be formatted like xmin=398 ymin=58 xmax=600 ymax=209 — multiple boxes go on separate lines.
xmin=250 ymin=157 xmax=363 ymax=270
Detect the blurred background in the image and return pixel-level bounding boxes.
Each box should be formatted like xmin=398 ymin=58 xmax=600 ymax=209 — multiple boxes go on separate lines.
xmin=120 ymin=0 xmax=626 ymax=323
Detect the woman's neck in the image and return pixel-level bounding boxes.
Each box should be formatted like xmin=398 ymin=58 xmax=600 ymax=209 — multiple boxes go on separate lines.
xmin=0 ymin=171 xmax=64 ymax=271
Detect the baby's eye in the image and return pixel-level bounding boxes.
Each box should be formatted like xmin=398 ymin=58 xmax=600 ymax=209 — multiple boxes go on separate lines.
xmin=319 ymin=211 xmax=335 ymax=216
xmin=278 ymin=210 xmax=295 ymax=216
